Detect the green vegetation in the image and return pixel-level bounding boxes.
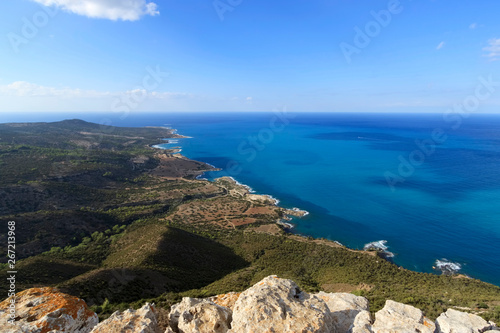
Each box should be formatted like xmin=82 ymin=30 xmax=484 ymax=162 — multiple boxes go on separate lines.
xmin=1 ymin=119 xmax=499 ymax=323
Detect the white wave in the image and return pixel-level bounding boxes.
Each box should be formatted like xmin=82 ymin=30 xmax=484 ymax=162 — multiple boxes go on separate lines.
xmin=225 ymin=176 xmax=256 ymax=193
xmin=291 ymin=207 xmax=310 ymax=216
xmin=203 ymin=162 xmax=217 ymax=169
xmin=363 ymin=240 xmax=395 ymax=258
xmin=434 ymin=259 xmax=462 ymax=275
xmin=277 ymin=221 xmax=294 ymax=229
xmin=267 ymin=195 xmax=280 ymax=205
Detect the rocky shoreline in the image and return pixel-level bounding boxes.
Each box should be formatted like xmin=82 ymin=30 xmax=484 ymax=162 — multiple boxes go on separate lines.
xmin=153 ymin=137 xmax=466 ymax=276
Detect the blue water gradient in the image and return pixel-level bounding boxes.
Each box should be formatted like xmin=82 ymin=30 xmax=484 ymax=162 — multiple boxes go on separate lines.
xmin=3 ymin=112 xmax=499 ymax=285
xmin=144 ymin=112 xmax=500 ymax=285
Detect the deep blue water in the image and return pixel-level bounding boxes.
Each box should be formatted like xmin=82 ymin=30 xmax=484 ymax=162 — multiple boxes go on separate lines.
xmin=3 ymin=112 xmax=500 ymax=285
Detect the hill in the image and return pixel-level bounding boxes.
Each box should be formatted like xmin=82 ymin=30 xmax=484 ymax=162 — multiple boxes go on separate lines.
xmin=1 ymin=119 xmax=499 ymax=324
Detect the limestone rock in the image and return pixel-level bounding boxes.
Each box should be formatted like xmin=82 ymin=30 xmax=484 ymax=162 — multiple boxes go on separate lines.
xmin=350 ymin=310 xmax=373 ymax=333
xmin=168 ymin=297 xmax=204 ymax=332
xmin=350 ymin=311 xmax=373 ymax=333
xmin=208 ymin=292 xmax=241 ymax=310
xmin=164 ymin=275 xmax=500 ymax=333
xmin=372 ymin=300 xmax=435 ymax=333
xmin=228 ymin=275 xmax=334 ymax=333
xmin=0 ymin=287 xmax=98 ymax=333
xmin=177 ymin=300 xmax=232 ymax=333
xmin=435 ymin=308 xmax=494 ymax=333
xmin=90 ymin=303 xmax=160 ymax=333
xmin=314 ymin=291 xmax=369 ymax=332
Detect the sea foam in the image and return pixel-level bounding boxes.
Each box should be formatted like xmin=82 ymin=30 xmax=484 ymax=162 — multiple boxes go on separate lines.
xmin=363 ymin=240 xmax=395 ymax=258
xmin=434 ymin=259 xmax=462 ymax=275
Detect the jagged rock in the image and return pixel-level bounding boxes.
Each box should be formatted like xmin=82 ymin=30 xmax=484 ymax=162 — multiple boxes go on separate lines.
xmin=371 ymin=300 xmax=435 ymax=333
xmin=90 ymin=303 xmax=160 ymax=333
xmin=168 ymin=297 xmax=204 ymax=332
xmin=177 ymin=300 xmax=232 ymax=333
xmin=435 ymin=308 xmax=494 ymax=333
xmin=349 ymin=310 xmax=373 ymax=333
xmin=228 ymin=275 xmax=334 ymax=333
xmin=164 ymin=275 xmax=500 ymax=333
xmin=208 ymin=292 xmax=241 ymax=310
xmin=0 ymin=287 xmax=98 ymax=333
xmin=315 ymin=291 xmax=369 ymax=332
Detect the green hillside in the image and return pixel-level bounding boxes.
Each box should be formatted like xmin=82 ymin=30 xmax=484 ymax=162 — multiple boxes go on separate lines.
xmin=1 ymin=120 xmax=499 ymax=324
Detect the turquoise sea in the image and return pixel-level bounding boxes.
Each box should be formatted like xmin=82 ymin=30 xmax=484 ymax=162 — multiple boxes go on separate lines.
xmin=4 ymin=112 xmax=500 ymax=285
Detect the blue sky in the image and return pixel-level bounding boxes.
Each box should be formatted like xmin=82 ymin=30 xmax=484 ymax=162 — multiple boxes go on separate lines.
xmin=0 ymin=0 xmax=499 ymax=113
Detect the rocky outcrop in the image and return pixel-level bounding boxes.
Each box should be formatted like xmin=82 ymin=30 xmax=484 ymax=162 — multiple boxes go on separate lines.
xmin=315 ymin=291 xmax=369 ymax=332
xmin=165 ymin=276 xmax=499 ymax=333
xmin=372 ymin=300 xmax=435 ymax=333
xmin=90 ymin=303 xmax=160 ymax=333
xmin=207 ymin=292 xmax=241 ymax=310
xmin=179 ymin=301 xmax=232 ymax=333
xmin=350 ymin=310 xmax=373 ymax=333
xmin=228 ymin=275 xmax=334 ymax=333
xmin=435 ymin=308 xmax=495 ymax=333
xmin=168 ymin=297 xmax=232 ymax=333
xmin=0 ymin=287 xmax=98 ymax=333
xmin=2 ymin=277 xmax=498 ymax=333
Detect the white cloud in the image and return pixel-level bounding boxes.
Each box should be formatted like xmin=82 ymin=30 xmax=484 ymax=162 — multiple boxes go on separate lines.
xmin=436 ymin=41 xmax=445 ymax=50
xmin=469 ymin=23 xmax=477 ymax=29
xmin=0 ymin=81 xmax=109 ymax=97
xmin=150 ymin=91 xmax=192 ymax=99
xmin=31 ymin=0 xmax=159 ymax=21
xmin=0 ymin=81 xmax=190 ymax=100
xmin=483 ymin=38 xmax=500 ymax=61
xmin=0 ymin=82 xmax=265 ymax=113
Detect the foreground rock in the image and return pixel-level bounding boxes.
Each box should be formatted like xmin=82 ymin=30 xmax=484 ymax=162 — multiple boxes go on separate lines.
xmin=435 ymin=308 xmax=495 ymax=333
xmin=168 ymin=297 xmax=232 ymax=333
xmin=166 ymin=276 xmax=499 ymax=333
xmin=315 ymin=291 xmax=369 ymax=332
xmin=90 ymin=303 xmax=160 ymax=333
xmin=2 ymin=277 xmax=498 ymax=333
xmin=0 ymin=287 xmax=98 ymax=333
xmin=229 ymin=276 xmax=334 ymax=333
xmin=372 ymin=300 xmax=435 ymax=333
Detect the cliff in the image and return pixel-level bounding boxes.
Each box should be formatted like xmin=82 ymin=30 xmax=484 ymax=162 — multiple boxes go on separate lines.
xmin=1 ymin=276 xmax=498 ymax=333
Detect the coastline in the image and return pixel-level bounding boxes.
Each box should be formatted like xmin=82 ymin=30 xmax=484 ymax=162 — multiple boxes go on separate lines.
xmin=3 ymin=118 xmax=499 ymax=324
xmin=151 ymin=135 xmax=399 ymax=261
xmin=152 ymin=132 xmax=469 ymax=279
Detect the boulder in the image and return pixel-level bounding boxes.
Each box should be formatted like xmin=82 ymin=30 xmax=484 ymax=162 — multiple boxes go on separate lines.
xmin=163 ymin=275 xmax=500 ymax=333
xmin=435 ymin=308 xmax=494 ymax=333
xmin=168 ymin=297 xmax=204 ymax=332
xmin=350 ymin=310 xmax=373 ymax=333
xmin=228 ymin=275 xmax=334 ymax=333
xmin=177 ymin=300 xmax=232 ymax=333
xmin=90 ymin=303 xmax=160 ymax=333
xmin=208 ymin=292 xmax=241 ymax=310
xmin=0 ymin=287 xmax=98 ymax=333
xmin=314 ymin=291 xmax=369 ymax=332
xmin=372 ymin=300 xmax=435 ymax=333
